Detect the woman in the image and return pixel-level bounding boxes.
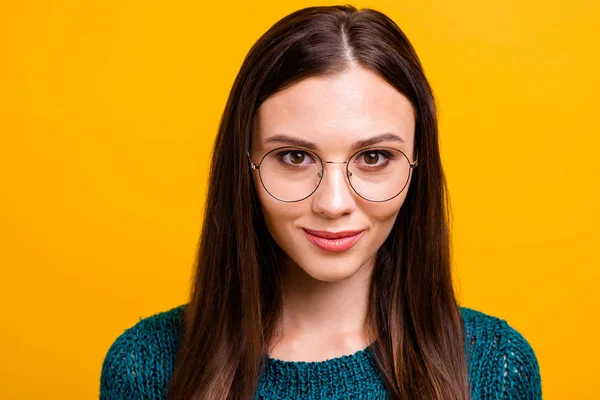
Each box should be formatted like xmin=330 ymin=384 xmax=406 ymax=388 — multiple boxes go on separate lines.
xmin=100 ymin=5 xmax=541 ymax=399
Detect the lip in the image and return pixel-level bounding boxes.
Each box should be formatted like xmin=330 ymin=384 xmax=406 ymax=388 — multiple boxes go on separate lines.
xmin=302 ymin=228 xmax=365 ymax=239
xmin=302 ymin=228 xmax=365 ymax=253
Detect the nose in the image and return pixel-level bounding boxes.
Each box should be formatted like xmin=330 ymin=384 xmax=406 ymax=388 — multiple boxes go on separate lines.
xmin=311 ymin=162 xmax=357 ymax=218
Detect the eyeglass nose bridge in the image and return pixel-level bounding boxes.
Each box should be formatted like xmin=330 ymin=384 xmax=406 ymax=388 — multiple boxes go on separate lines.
xmin=319 ymin=160 xmax=353 ymax=179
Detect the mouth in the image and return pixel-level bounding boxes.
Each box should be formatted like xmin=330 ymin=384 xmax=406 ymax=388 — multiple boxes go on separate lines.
xmin=302 ymin=228 xmax=365 ymax=253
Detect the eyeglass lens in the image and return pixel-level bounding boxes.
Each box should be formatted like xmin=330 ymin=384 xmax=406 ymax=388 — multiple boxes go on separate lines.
xmin=257 ymin=147 xmax=411 ymax=202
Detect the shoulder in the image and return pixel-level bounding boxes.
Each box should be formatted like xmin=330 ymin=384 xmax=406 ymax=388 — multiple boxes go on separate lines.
xmin=100 ymin=304 xmax=187 ymax=400
xmin=459 ymin=306 xmax=543 ymax=399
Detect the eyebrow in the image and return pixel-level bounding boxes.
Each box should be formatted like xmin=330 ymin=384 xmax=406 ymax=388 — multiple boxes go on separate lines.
xmin=263 ymin=132 xmax=405 ymax=152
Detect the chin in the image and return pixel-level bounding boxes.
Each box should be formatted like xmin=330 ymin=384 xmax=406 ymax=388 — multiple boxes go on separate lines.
xmin=305 ymin=268 xmax=364 ymax=283
xmin=288 ymin=253 xmax=372 ymax=283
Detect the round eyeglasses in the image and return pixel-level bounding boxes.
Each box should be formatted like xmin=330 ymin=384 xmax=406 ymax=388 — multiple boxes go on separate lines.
xmin=247 ymin=146 xmax=418 ymax=203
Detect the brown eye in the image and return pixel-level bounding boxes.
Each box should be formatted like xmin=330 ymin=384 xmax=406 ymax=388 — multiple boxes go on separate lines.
xmin=276 ymin=149 xmax=316 ymax=166
xmin=354 ymin=149 xmax=394 ymax=169
xmin=290 ymin=151 xmax=305 ymax=164
xmin=363 ymin=152 xmax=379 ymax=165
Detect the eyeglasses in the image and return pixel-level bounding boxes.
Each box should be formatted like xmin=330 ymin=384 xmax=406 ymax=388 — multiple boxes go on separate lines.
xmin=247 ymin=146 xmax=418 ymax=203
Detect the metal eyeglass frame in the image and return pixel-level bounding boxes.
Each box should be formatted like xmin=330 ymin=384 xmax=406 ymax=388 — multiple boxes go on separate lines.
xmin=247 ymin=146 xmax=419 ymax=203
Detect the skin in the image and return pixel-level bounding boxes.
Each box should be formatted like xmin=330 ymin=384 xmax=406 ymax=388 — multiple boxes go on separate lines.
xmin=249 ymin=66 xmax=416 ymax=362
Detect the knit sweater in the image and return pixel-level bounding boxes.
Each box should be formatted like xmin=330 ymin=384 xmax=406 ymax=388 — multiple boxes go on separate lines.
xmin=100 ymin=305 xmax=542 ymax=399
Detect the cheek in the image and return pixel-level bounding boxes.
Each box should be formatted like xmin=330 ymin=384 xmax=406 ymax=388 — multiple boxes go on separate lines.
xmin=252 ymin=172 xmax=304 ymax=237
xmin=360 ymin=190 xmax=408 ymax=244
xmin=364 ymin=166 xmax=413 ymax=221
xmin=364 ymin=189 xmax=408 ymax=222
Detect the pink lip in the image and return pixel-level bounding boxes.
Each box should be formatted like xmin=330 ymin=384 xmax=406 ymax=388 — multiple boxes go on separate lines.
xmin=302 ymin=228 xmax=365 ymax=253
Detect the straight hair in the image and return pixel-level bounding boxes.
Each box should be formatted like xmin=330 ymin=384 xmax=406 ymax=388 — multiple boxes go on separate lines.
xmin=167 ymin=5 xmax=470 ymax=399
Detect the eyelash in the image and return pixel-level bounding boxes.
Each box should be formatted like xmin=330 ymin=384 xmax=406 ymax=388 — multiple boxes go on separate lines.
xmin=276 ymin=149 xmax=394 ymax=167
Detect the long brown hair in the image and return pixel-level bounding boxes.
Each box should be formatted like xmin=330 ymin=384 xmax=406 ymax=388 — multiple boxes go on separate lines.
xmin=167 ymin=5 xmax=470 ymax=399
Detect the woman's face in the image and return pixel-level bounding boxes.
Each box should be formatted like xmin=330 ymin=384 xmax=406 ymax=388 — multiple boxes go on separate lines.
xmin=250 ymin=67 xmax=416 ymax=282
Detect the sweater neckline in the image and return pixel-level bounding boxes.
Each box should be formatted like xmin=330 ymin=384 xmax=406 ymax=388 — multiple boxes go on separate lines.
xmin=264 ymin=341 xmax=376 ymax=365
xmin=257 ymin=342 xmax=387 ymax=398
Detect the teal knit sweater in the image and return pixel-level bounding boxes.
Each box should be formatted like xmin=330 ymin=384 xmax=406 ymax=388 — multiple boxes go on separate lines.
xmin=100 ymin=305 xmax=542 ymax=399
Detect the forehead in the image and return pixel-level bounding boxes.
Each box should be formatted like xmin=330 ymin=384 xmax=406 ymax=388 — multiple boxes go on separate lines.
xmin=253 ymin=67 xmax=416 ymax=152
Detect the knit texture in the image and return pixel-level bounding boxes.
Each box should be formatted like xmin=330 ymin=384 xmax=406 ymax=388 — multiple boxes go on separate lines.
xmin=100 ymin=305 xmax=542 ymax=399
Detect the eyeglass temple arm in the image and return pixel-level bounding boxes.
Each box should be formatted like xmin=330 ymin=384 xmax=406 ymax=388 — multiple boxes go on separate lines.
xmin=247 ymin=150 xmax=259 ymax=170
xmin=410 ymin=147 xmax=419 ymax=168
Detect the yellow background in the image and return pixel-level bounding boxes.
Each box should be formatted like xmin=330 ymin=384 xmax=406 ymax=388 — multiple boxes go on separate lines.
xmin=1 ymin=1 xmax=598 ymax=398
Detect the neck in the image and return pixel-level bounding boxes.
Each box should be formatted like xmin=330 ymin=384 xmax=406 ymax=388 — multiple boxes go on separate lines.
xmin=270 ymin=255 xmax=375 ymax=360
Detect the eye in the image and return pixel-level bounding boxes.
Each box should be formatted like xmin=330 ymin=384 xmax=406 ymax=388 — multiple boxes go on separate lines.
xmin=277 ymin=149 xmax=316 ymax=166
xmin=356 ymin=149 xmax=393 ymax=167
